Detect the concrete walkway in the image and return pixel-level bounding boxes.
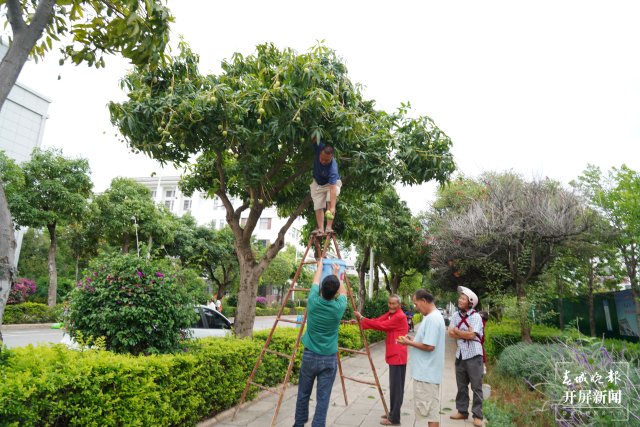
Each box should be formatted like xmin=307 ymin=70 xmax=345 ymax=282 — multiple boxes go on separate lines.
xmin=200 ymin=332 xmax=486 ymax=427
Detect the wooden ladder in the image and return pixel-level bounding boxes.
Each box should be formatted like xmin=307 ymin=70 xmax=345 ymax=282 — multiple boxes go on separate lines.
xmin=232 ymin=231 xmax=388 ymax=426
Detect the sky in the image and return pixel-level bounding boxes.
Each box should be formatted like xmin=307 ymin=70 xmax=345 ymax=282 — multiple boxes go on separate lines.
xmin=6 ymin=0 xmax=640 ymax=214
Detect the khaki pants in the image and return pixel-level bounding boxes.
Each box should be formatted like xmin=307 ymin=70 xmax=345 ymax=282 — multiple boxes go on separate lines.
xmin=310 ymin=179 xmax=342 ymax=210
xmin=413 ymin=379 xmax=440 ymax=423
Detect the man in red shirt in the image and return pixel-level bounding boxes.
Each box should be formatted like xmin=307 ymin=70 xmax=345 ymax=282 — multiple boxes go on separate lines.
xmin=354 ymin=295 xmax=409 ymax=426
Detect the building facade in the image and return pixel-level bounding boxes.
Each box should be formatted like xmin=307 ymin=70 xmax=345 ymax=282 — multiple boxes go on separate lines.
xmin=132 ymin=175 xmax=305 ymax=249
xmin=0 ymin=42 xmax=51 ymax=267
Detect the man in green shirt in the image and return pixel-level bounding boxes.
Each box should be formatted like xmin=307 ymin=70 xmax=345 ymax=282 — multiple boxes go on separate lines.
xmin=294 ymin=258 xmax=347 ymax=427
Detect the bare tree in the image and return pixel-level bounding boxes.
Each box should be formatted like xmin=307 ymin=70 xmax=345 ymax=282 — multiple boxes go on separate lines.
xmin=429 ymin=173 xmax=586 ymax=342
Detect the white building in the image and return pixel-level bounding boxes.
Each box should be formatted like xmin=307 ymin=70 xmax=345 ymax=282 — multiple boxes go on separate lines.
xmin=133 ymin=175 xmax=305 ymax=249
xmin=0 ymin=42 xmax=51 ymax=267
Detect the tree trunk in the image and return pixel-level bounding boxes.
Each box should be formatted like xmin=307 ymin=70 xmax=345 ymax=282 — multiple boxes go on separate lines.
xmin=234 ymin=256 xmax=261 ymax=337
xmin=374 ymin=264 xmax=380 ymax=294
xmin=0 ymin=181 xmax=17 ymax=342
xmin=357 ymin=247 xmax=370 ymax=313
xmin=389 ymin=274 xmax=401 ymax=294
xmin=516 ymin=280 xmax=532 ymax=343
xmin=75 ymin=255 xmax=80 ymax=282
xmin=587 ymin=260 xmax=596 ymax=337
xmin=0 ymin=0 xmax=56 ymax=110
xmin=47 ymin=223 xmax=58 ymax=307
xmin=557 ymin=273 xmax=564 ymax=330
xmin=122 ymin=234 xmax=130 ymax=253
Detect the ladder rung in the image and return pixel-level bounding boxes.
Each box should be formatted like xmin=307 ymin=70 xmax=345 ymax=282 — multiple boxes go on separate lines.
xmin=249 ymin=381 xmax=279 ymax=395
xmin=342 ymin=375 xmax=377 ymax=386
xmin=302 ymin=260 xmax=318 ymax=265
xmin=278 ymin=318 xmax=304 ymax=325
xmin=338 ymin=347 xmax=367 ymax=355
xmin=292 ymin=287 xmax=310 ymax=292
xmin=265 ymin=348 xmax=293 ymax=359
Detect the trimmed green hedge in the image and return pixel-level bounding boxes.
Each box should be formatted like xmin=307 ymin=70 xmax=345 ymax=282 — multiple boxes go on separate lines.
xmin=0 ymin=325 xmax=386 ymax=426
xmin=3 ymin=303 xmax=62 ymax=324
xmin=485 ymin=319 xmax=640 ymax=362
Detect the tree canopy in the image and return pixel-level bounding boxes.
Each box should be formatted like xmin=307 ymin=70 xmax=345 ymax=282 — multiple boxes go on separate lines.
xmin=109 ymin=42 xmax=455 ymax=336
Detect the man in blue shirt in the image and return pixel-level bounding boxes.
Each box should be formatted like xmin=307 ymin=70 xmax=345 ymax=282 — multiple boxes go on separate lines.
xmin=310 ymin=134 xmax=341 ymax=235
xmin=398 ymin=289 xmax=445 ymax=427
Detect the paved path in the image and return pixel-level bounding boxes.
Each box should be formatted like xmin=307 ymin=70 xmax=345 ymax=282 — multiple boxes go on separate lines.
xmin=201 ymin=332 xmax=486 ymax=427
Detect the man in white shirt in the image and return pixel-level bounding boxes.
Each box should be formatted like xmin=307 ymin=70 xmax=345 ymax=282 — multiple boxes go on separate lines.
xmin=398 ymin=289 xmax=445 ymax=427
xmin=448 ymin=286 xmax=484 ymax=427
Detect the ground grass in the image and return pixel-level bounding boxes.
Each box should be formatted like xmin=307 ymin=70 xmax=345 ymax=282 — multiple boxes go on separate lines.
xmin=484 ymin=363 xmax=556 ymax=427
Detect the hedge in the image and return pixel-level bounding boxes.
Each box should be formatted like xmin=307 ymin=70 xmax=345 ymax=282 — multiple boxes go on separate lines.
xmin=0 ymin=325 xmax=386 ymax=426
xmin=485 ymin=319 xmax=640 ymax=362
xmin=2 ymin=303 xmax=63 ymax=324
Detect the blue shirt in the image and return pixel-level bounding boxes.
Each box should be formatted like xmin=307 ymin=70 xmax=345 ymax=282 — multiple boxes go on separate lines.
xmin=302 ymin=283 xmax=347 ymax=355
xmin=409 ymin=309 xmax=445 ymax=384
xmin=313 ymin=143 xmax=340 ymax=185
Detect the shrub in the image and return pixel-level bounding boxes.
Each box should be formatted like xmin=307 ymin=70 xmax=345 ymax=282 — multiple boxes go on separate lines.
xmin=7 ymin=278 xmax=37 ymax=304
xmin=221 ymin=306 xmax=236 ymax=318
xmin=483 ymin=400 xmax=517 ymax=427
xmin=0 ymin=324 xmax=387 ymax=426
xmin=496 ymin=343 xmax=570 ymax=385
xmin=362 ymin=293 xmax=390 ymax=319
xmin=413 ymin=313 xmax=423 ymax=325
xmin=2 ymin=302 xmax=60 ymax=324
xmin=66 ymin=253 xmax=198 ymax=355
xmin=295 ymin=298 xmax=307 ymax=307
xmin=255 ymin=296 xmax=268 ymax=308
xmin=225 ymin=294 xmax=238 ymax=307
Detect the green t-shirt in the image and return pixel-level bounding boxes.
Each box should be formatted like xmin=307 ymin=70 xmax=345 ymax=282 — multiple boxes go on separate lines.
xmin=302 ymin=283 xmax=347 ymax=355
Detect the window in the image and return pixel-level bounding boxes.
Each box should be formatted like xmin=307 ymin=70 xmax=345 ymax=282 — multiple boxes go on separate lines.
xmin=203 ymin=308 xmax=229 ymax=329
xmin=218 ymin=219 xmax=225 ymax=229
xmin=164 ymin=200 xmax=174 ymax=210
xmin=151 ymin=190 xmax=157 ymax=199
xmin=257 ymin=239 xmax=270 ymax=248
xmin=259 ymin=218 xmax=272 ymax=230
xmin=165 ymin=189 xmax=175 ymax=199
xmin=240 ymin=217 xmax=247 ymax=227
xmin=183 ymin=199 xmax=192 ymax=211
xmin=193 ymin=308 xmax=205 ymax=328
xmin=213 ymin=197 xmax=221 ymax=209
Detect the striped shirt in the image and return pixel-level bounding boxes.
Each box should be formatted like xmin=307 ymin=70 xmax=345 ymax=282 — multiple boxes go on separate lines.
xmin=451 ymin=310 xmax=484 ymax=360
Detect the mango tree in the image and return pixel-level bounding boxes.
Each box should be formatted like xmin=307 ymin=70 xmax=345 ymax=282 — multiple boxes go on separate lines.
xmin=109 ymin=43 xmax=455 ymax=337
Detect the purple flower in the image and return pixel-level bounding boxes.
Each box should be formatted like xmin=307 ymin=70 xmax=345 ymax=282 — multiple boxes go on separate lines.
xmin=136 ymin=271 xmax=143 ymax=278
xmin=155 ymin=272 xmax=164 ymax=278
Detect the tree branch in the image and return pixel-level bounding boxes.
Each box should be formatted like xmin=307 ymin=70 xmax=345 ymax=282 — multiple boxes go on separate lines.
xmin=258 ymin=193 xmax=312 ymax=273
xmin=6 ymin=0 xmax=26 ymax=32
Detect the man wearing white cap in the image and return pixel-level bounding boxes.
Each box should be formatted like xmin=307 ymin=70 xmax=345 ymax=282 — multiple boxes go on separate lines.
xmin=448 ymin=286 xmax=484 ymax=427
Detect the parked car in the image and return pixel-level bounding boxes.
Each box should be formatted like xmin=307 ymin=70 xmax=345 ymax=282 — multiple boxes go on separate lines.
xmin=61 ymin=305 xmax=234 ymax=348
xmin=191 ymin=304 xmax=234 ymax=338
xmin=438 ymin=308 xmax=451 ymax=327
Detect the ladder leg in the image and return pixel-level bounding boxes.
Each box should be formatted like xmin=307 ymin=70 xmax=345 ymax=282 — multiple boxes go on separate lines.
xmin=336 ymin=352 xmax=348 ymax=405
xmin=330 ymin=234 xmax=389 ymax=417
xmin=234 ymin=235 xmax=315 ymax=422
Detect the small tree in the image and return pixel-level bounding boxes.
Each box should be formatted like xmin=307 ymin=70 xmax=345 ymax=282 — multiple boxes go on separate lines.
xmin=428 ymin=173 xmax=586 ymax=342
xmin=11 ymin=148 xmax=92 ymax=307
xmin=573 ymin=164 xmax=640 ymax=335
xmin=67 ymin=253 xmax=197 ymax=355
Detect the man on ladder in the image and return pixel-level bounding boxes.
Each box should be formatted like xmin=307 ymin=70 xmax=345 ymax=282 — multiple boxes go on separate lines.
xmin=310 ymin=131 xmax=341 ymax=236
xmin=294 ymin=258 xmax=347 ymax=427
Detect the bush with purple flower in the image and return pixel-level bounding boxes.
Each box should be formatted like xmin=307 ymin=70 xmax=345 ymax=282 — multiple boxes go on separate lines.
xmin=255 ymin=296 xmax=268 ymax=308
xmin=7 ymin=278 xmax=37 ymax=304
xmin=67 ymin=253 xmax=201 ymax=355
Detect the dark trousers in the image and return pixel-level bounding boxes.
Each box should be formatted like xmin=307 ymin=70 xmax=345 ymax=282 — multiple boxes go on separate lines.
xmin=388 ymin=364 xmax=407 ymax=423
xmin=455 ymin=354 xmax=483 ymax=420
xmin=294 ymin=349 xmax=338 ymax=427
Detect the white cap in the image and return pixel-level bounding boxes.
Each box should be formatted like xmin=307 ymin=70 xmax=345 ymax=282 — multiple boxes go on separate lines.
xmin=457 ymin=286 xmax=478 ymax=309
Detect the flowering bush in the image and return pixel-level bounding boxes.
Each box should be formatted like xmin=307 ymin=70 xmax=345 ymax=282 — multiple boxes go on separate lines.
xmin=7 ymin=278 xmax=36 ymax=304
xmin=255 ymin=296 xmax=268 ymax=308
xmin=66 ymin=253 xmax=199 ymax=355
